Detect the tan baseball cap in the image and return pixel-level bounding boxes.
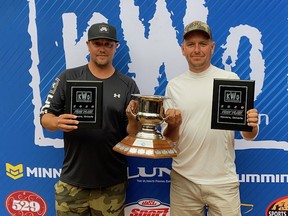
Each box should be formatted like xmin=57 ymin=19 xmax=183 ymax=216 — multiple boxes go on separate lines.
xmin=183 ymin=21 xmax=212 ymax=40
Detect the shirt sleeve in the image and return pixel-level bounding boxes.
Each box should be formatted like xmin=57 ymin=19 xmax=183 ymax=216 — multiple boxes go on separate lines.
xmin=40 ymin=74 xmax=66 ymax=117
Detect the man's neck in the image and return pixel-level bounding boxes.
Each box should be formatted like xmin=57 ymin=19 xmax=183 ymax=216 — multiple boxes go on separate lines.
xmin=88 ymin=62 xmax=115 ymax=79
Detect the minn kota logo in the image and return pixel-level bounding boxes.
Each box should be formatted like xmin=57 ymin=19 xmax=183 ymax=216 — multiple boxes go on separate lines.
xmin=6 ymin=163 xmax=24 ymax=180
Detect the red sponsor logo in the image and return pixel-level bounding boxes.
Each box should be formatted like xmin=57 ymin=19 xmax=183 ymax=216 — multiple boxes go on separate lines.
xmin=266 ymin=196 xmax=288 ymax=216
xmin=6 ymin=190 xmax=47 ymax=216
xmin=130 ymin=207 xmax=169 ymax=216
xmin=138 ymin=199 xmax=161 ymax=207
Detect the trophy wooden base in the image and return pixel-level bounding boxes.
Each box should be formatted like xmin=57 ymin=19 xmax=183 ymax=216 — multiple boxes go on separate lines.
xmin=113 ymin=135 xmax=177 ymax=158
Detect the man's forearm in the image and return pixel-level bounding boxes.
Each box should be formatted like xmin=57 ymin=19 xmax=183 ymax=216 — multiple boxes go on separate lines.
xmin=127 ymin=118 xmax=142 ymax=135
xmin=41 ymin=113 xmax=59 ymax=131
xmin=163 ymin=125 xmax=180 ymax=142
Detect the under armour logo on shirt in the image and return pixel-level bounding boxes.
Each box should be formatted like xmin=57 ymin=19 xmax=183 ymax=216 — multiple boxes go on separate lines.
xmin=114 ymin=93 xmax=120 ymax=98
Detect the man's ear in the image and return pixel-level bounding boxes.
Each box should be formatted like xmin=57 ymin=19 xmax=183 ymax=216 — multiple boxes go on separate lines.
xmin=211 ymin=41 xmax=215 ymax=55
xmin=181 ymin=44 xmax=185 ymax=56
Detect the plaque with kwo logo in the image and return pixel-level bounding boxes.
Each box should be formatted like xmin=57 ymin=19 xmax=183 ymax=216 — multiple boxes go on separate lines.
xmin=66 ymin=80 xmax=103 ymax=128
xmin=211 ymin=79 xmax=255 ymax=132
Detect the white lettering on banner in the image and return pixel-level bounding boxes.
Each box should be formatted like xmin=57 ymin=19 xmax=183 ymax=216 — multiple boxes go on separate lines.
xmin=238 ymin=174 xmax=288 ymax=183
xmin=28 ymin=0 xmax=64 ymax=148
xmin=62 ymin=12 xmax=106 ymax=68
xmin=26 ymin=167 xmax=61 ymax=178
xmin=119 ymin=0 xmax=199 ymax=95
xmin=259 ymin=113 xmax=269 ymax=125
xmin=235 ymin=139 xmax=288 ymax=151
xmin=268 ymin=212 xmax=287 ymax=216
xmin=128 ymin=168 xmax=288 ymax=184
xmin=221 ymin=25 xmax=265 ymax=100
xmin=27 ymin=0 xmax=287 ymax=150
xmin=128 ymin=167 xmax=170 ymax=179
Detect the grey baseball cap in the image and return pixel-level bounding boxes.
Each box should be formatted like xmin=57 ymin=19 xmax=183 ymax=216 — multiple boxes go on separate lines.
xmin=88 ymin=23 xmax=118 ymax=42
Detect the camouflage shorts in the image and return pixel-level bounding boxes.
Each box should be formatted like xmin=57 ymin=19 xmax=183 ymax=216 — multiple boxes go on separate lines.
xmin=55 ymin=180 xmax=127 ymax=216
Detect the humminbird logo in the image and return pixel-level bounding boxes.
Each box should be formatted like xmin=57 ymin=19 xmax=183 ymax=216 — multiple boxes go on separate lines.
xmin=76 ymin=91 xmax=92 ymax=102
xmin=6 ymin=163 xmax=61 ymax=180
xmin=224 ymin=90 xmax=241 ymax=103
xmin=6 ymin=163 xmax=24 ymax=180
xmin=238 ymin=174 xmax=288 ymax=183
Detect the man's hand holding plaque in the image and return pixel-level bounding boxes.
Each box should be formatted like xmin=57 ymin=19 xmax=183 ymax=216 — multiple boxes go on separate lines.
xmin=56 ymin=113 xmax=79 ymax=132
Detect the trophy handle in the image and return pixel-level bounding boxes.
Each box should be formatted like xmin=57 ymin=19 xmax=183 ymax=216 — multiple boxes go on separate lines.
xmin=162 ymin=115 xmax=169 ymax=121
xmin=163 ymin=97 xmax=177 ymax=121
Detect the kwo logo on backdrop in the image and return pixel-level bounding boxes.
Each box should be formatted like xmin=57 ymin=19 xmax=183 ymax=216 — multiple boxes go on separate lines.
xmin=26 ymin=0 xmax=286 ymax=151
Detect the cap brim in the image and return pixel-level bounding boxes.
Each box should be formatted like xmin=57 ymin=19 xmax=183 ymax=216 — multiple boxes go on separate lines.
xmin=183 ymin=30 xmax=211 ymax=39
xmin=88 ymin=36 xmax=118 ymax=42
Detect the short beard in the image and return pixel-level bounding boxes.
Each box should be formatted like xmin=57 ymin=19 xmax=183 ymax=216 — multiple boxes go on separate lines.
xmin=93 ymin=59 xmax=110 ymax=68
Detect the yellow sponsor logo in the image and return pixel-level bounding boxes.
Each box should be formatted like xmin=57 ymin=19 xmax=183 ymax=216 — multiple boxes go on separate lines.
xmin=6 ymin=163 xmax=24 ymax=180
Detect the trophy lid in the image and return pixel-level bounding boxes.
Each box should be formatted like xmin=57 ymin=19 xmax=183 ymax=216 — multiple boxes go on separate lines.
xmin=131 ymin=94 xmax=170 ymax=101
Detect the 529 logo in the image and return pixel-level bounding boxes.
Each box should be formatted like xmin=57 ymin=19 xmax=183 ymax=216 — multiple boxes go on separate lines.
xmin=5 ymin=190 xmax=47 ymax=215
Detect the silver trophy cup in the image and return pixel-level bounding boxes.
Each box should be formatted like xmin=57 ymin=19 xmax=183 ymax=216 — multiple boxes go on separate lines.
xmin=113 ymin=94 xmax=177 ymax=158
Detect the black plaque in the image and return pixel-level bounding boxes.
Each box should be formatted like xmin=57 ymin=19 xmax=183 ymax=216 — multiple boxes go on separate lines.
xmin=66 ymin=80 xmax=103 ymax=128
xmin=211 ymin=79 xmax=255 ymax=132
